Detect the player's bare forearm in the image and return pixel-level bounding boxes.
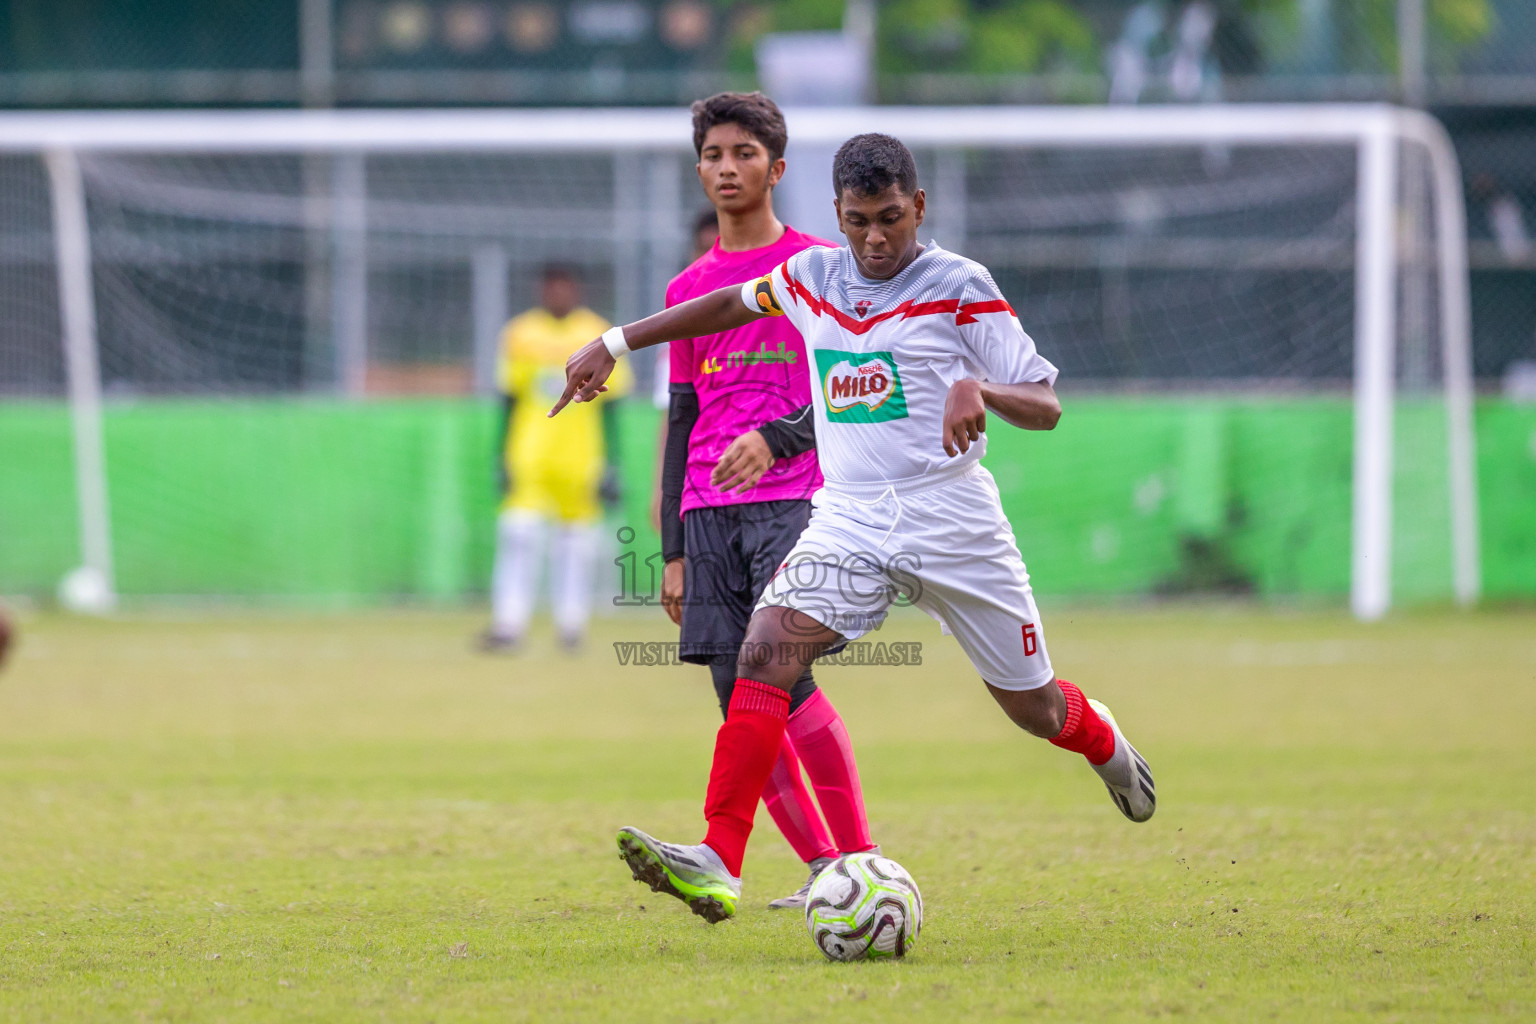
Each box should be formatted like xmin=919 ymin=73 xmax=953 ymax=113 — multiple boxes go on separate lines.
xmin=661 ymin=557 xmax=685 ymax=627
xmin=627 ymin=286 xmax=761 ymax=352
xmin=942 ymin=378 xmax=1060 ymax=457
xmin=979 ymin=380 xmax=1061 ymax=431
xmin=550 ymin=286 xmax=761 ymax=416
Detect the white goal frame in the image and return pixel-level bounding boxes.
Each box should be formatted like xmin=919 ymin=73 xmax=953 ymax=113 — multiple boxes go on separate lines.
xmin=0 ymin=104 xmax=1477 ymax=620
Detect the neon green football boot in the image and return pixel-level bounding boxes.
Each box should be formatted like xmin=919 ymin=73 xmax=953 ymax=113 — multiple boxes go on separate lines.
xmin=616 ymin=827 xmax=741 ymax=923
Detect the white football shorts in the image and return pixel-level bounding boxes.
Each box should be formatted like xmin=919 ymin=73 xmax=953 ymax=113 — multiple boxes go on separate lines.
xmin=755 ymin=461 xmax=1055 ymax=690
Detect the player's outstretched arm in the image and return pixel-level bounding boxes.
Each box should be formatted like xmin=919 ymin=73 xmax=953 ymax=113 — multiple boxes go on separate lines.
xmin=549 ymin=285 xmax=763 ymax=417
xmin=942 ymin=378 xmax=1060 ymax=457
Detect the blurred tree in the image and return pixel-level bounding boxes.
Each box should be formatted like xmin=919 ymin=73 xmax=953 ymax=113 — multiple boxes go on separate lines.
xmin=1246 ymin=0 xmax=1492 ymax=74
xmin=723 ymin=0 xmax=845 ymax=73
xmin=1362 ymin=0 xmax=1492 ymax=71
xmin=720 ymin=0 xmax=1098 ymax=77
xmin=1218 ymin=0 xmax=1289 ymax=74
xmin=879 ymin=0 xmax=1097 ymax=74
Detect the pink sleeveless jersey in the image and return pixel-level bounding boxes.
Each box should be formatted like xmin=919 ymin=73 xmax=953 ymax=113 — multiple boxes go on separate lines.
xmin=666 ymin=226 xmax=831 ymax=514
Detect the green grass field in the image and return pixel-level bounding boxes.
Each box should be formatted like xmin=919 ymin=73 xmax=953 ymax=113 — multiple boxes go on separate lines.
xmin=0 ymin=606 xmax=1532 ymax=1021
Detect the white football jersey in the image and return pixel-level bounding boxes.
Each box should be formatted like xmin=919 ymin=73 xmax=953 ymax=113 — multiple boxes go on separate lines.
xmin=741 ymin=242 xmax=1058 ymax=487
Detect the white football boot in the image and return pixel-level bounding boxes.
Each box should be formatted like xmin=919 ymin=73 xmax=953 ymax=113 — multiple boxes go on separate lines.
xmin=616 ymin=827 xmax=741 ymax=923
xmin=1087 ymin=699 xmax=1156 ymax=822
xmin=769 ymin=846 xmax=881 ymax=910
xmin=767 ymin=855 xmax=838 ymax=910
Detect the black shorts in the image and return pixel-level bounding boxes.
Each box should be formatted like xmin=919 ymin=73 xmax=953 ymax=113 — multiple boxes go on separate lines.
xmin=679 ymin=499 xmax=812 ymax=665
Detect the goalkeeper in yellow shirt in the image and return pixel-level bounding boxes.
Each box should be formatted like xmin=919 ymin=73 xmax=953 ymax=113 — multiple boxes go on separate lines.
xmin=484 ymin=264 xmax=631 ymax=651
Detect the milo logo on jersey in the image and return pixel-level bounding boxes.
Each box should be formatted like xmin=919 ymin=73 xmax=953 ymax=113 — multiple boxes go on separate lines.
xmin=815 ymin=349 xmax=908 ymax=423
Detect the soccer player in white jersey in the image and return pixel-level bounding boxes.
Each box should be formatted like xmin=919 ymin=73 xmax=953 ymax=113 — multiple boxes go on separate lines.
xmin=550 ymin=133 xmax=1155 ymax=923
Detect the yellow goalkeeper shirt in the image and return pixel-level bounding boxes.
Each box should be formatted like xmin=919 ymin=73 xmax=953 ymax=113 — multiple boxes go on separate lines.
xmin=498 ymin=306 xmax=631 ymax=489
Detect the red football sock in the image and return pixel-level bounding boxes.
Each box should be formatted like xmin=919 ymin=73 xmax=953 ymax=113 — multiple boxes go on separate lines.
xmin=702 ymin=679 xmax=791 ymax=877
xmin=1048 ymin=679 xmax=1116 ymax=766
xmin=786 ymin=688 xmax=874 ymax=854
xmin=760 ymin=735 xmax=838 ymax=864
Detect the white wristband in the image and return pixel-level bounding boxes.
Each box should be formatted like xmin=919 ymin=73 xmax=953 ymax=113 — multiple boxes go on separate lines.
xmin=601 ymin=326 xmax=630 ymax=358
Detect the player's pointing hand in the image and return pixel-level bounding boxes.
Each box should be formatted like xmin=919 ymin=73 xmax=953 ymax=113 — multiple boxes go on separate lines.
xmin=549 ymin=339 xmax=615 ymax=417
xmin=942 ymin=378 xmax=987 ymax=457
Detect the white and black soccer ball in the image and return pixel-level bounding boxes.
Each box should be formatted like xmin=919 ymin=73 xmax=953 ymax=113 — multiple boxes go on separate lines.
xmin=805 ymin=852 xmax=922 ymax=961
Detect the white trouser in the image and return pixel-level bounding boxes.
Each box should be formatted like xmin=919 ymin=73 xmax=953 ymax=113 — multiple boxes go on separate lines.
xmin=492 ymin=510 xmax=542 ymax=635
xmin=756 ymin=463 xmax=1054 ymax=690
xmin=492 ymin=511 xmax=597 ymax=637
xmin=549 ymin=522 xmax=597 ymax=637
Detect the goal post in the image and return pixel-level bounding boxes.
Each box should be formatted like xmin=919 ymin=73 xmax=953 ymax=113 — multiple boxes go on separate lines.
xmin=1 ymin=104 xmax=1477 ymax=617
xmin=44 ymin=147 xmax=116 ymax=613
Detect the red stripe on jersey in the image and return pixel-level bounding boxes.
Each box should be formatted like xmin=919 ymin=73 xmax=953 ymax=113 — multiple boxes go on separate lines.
xmin=904 ymin=299 xmax=961 ymax=319
xmin=778 ymin=268 xmax=1016 ymax=335
xmin=956 ymin=299 xmax=1015 ymax=324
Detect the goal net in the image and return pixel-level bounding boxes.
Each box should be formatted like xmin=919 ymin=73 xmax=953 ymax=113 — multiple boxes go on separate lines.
xmin=0 ymin=107 xmax=1477 ymax=617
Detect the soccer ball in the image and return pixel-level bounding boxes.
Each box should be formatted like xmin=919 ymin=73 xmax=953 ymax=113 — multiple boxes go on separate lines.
xmin=58 ymin=566 xmax=114 ymax=615
xmin=805 ymin=852 xmax=922 ymax=961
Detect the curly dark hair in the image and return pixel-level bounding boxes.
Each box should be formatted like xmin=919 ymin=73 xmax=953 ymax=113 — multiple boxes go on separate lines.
xmin=832 ymin=133 xmax=918 ymax=199
xmin=690 ymin=92 xmax=788 ymax=164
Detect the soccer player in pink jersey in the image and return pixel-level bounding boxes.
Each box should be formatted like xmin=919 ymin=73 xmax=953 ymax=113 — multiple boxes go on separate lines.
xmin=555 ymin=132 xmax=1155 ymax=925
xmin=653 ymin=93 xmax=878 ymax=909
